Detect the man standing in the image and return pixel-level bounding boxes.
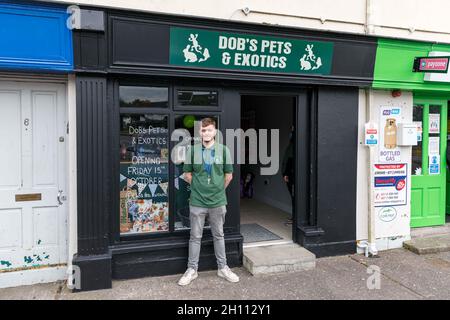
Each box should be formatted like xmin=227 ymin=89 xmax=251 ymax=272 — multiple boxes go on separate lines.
xmin=178 ymin=117 xmax=239 ymax=286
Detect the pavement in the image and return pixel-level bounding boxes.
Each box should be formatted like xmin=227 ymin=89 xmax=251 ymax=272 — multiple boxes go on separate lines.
xmin=1 ymin=248 xmax=450 ymax=300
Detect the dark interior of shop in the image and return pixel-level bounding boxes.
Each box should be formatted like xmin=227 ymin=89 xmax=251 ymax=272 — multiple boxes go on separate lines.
xmin=240 ymin=95 xmax=296 ymax=246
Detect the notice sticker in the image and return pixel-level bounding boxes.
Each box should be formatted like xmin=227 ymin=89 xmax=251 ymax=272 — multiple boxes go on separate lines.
xmin=373 ymin=164 xmax=407 ymax=207
xmin=429 ymin=113 xmax=440 ymax=134
xmin=429 ymin=154 xmax=440 ymax=175
xmin=365 ymin=122 xmax=378 ymax=146
xmin=429 ymin=137 xmax=440 ymax=155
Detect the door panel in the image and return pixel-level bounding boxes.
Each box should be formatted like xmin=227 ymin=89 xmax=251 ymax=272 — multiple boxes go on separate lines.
xmin=410 ymin=189 xmax=423 ymax=218
xmin=0 ymin=90 xmax=21 ymax=187
xmin=0 ymin=209 xmax=22 ymax=249
xmin=428 ymin=187 xmax=441 ymax=216
xmin=33 ymin=92 xmax=58 ymax=187
xmin=0 ymin=82 xmax=67 ymax=271
xmin=411 ymin=98 xmax=447 ymax=227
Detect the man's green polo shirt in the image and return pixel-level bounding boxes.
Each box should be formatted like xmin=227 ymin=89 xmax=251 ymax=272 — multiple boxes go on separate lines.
xmin=183 ymin=142 xmax=233 ymax=208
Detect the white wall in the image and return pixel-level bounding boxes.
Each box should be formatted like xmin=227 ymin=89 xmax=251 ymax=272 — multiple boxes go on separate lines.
xmin=46 ymin=0 xmax=450 ymax=43
xmin=357 ymin=89 xmax=413 ymax=251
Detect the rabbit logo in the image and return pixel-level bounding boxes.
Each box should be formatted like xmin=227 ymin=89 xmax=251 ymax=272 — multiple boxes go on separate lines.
xmin=182 ymin=33 xmax=211 ymax=63
xmin=299 ymin=44 xmax=323 ymax=71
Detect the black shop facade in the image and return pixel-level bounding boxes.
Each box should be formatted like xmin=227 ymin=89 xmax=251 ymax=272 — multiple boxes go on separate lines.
xmin=72 ymin=7 xmax=376 ymax=291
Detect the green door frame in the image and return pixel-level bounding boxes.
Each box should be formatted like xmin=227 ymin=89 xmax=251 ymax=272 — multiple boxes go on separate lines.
xmin=411 ymin=95 xmax=448 ymax=228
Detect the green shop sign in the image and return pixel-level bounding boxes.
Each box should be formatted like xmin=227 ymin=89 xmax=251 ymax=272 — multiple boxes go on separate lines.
xmin=169 ymin=27 xmax=334 ymax=75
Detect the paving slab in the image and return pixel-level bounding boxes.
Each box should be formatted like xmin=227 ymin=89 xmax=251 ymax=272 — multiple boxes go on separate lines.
xmin=352 ymin=249 xmax=450 ymax=299
xmin=0 ymin=281 xmax=63 ymax=300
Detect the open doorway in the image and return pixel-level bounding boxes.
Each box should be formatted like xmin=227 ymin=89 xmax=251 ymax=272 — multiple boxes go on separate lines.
xmin=240 ymin=95 xmax=296 ymax=246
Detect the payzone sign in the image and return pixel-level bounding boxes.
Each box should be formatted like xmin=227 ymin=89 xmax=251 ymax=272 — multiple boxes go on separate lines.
xmin=169 ymin=27 xmax=333 ymax=75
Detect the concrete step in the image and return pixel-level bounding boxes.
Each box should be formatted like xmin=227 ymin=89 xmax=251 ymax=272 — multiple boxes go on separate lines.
xmin=411 ymin=223 xmax=450 ymax=239
xmin=243 ymin=243 xmax=316 ymax=275
xmin=403 ymin=234 xmax=450 ymax=255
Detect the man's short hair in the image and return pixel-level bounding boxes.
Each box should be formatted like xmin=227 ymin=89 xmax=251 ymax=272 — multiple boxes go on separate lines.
xmin=201 ymin=117 xmax=216 ymax=128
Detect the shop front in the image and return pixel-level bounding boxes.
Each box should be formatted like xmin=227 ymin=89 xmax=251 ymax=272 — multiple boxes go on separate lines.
xmin=72 ymin=6 xmax=377 ymax=291
xmin=372 ymin=39 xmax=450 ymax=229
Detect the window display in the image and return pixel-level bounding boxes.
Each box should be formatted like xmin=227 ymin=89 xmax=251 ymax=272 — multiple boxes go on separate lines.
xmin=119 ymin=114 xmax=169 ymax=234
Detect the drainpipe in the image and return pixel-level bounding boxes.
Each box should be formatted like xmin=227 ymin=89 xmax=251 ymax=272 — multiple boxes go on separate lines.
xmin=366 ymin=89 xmax=378 ymax=257
xmin=358 ymin=89 xmax=378 ymax=257
xmin=365 ymin=0 xmax=375 ymax=35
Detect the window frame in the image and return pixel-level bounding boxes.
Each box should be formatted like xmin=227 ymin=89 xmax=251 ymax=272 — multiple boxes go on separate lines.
xmin=173 ymin=85 xmax=223 ymax=111
xmin=412 ymin=103 xmax=425 ymax=176
xmin=119 ymin=83 xmax=170 ymax=110
xmin=412 ymin=99 xmax=447 ymax=178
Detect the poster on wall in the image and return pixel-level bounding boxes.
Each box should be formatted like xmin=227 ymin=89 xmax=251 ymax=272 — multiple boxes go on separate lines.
xmin=119 ymin=114 xmax=169 ymax=234
xmin=373 ymin=164 xmax=407 ymax=207
xmin=379 ymin=106 xmax=402 ymax=163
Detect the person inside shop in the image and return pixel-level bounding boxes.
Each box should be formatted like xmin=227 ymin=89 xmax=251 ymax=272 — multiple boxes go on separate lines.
xmin=178 ymin=117 xmax=239 ymax=286
xmin=281 ymin=125 xmax=295 ymax=225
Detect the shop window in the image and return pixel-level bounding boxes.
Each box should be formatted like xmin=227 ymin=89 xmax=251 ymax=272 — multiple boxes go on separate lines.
xmin=119 ymin=86 xmax=168 ymax=108
xmin=173 ymin=114 xmax=219 ymax=230
xmin=177 ymin=90 xmax=219 ymax=107
xmin=412 ymin=105 xmax=423 ymax=176
xmin=119 ymin=114 xmax=169 ymax=234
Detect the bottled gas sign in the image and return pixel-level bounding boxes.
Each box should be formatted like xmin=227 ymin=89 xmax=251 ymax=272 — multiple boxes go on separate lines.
xmin=169 ymin=27 xmax=334 ymax=75
xmin=379 ymin=106 xmax=401 ymax=163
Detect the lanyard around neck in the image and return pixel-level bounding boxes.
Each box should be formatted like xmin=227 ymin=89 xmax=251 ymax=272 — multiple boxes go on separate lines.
xmin=202 ymin=147 xmax=215 ymax=177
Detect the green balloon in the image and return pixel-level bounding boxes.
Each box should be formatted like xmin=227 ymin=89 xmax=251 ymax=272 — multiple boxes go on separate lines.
xmin=183 ymin=115 xmax=195 ymax=128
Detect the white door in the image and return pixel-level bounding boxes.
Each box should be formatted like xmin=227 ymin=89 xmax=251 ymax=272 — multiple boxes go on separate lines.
xmin=0 ymin=81 xmax=67 ymax=286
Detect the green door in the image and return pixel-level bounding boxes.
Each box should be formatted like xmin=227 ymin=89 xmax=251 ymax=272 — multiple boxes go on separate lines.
xmin=411 ymin=97 xmax=447 ymax=228
xmin=447 ymin=105 xmax=450 ymax=216
xmin=447 ymin=165 xmax=450 ymax=214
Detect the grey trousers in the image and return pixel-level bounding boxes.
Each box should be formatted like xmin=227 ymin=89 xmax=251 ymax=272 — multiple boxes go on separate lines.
xmin=188 ymin=205 xmax=227 ymax=271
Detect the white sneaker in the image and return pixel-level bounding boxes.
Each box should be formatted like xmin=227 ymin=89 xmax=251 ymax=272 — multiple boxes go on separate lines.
xmin=178 ymin=268 xmax=198 ymax=286
xmin=217 ymin=266 xmax=240 ymax=283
